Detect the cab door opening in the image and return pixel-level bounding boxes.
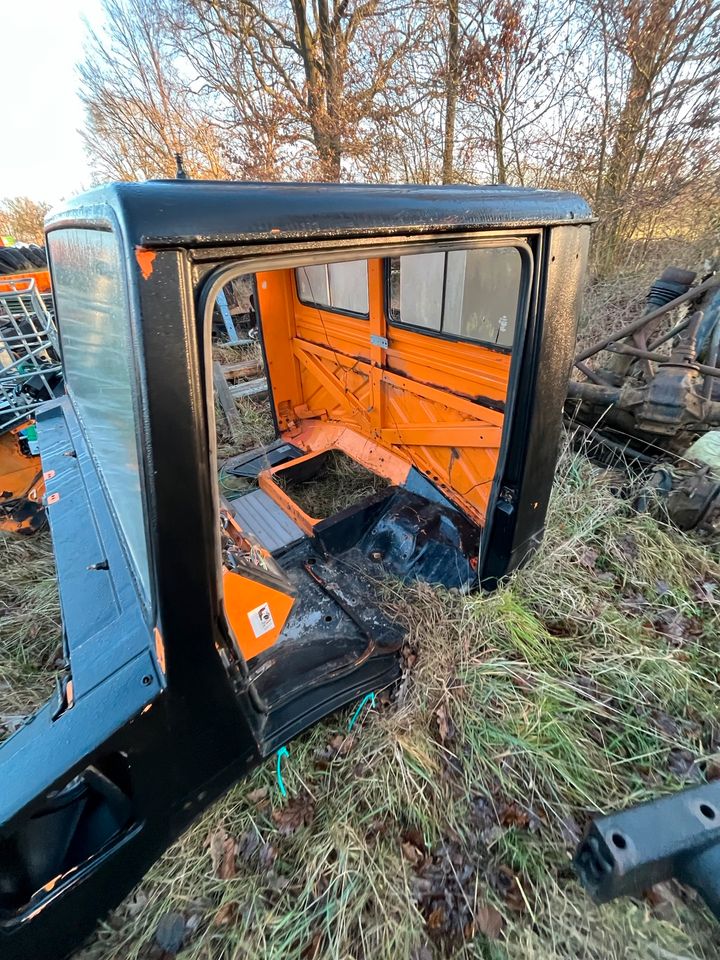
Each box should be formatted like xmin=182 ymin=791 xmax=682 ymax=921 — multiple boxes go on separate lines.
xmin=209 ymin=242 xmax=529 ymax=752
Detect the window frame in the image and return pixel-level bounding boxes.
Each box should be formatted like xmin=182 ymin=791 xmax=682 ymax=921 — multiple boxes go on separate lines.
xmin=384 ymin=238 xmax=533 ymax=354
xmin=47 ymin=218 xmax=154 ymax=610
xmin=294 ymin=261 xmax=370 ymax=320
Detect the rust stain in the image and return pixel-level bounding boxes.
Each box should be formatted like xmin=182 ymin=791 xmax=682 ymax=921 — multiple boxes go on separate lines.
xmin=135 ymin=247 xmax=157 ymax=280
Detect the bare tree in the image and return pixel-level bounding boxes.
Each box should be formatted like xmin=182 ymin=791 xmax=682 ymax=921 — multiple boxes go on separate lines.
xmin=455 ymin=0 xmax=586 ymax=185
xmin=442 ymin=0 xmax=460 ymax=182
xmin=169 ymin=0 xmax=423 ymax=180
xmin=77 ymin=0 xmax=720 ymax=276
xmin=0 ymin=197 xmax=51 ymax=244
xmin=586 ymin=0 xmax=720 ymax=273
xmin=80 ymin=0 xmax=231 ymax=181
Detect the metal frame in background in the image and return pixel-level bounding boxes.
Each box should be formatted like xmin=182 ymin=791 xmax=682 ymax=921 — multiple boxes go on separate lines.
xmin=0 ymin=278 xmax=61 ymax=431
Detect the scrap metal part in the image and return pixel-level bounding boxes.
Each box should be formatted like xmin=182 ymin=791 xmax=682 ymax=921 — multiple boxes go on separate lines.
xmin=0 ymin=277 xmax=60 ymax=534
xmin=571 ymin=265 xmax=720 ymax=920
xmin=567 ymin=264 xmax=720 ymax=533
xmin=636 ymin=462 xmax=720 ymax=536
xmin=575 ymin=781 xmax=720 ymax=919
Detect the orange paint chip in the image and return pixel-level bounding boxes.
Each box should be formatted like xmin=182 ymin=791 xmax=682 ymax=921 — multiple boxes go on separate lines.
xmin=153 ymin=626 xmax=166 ymax=675
xmin=135 ymin=247 xmax=157 ymax=280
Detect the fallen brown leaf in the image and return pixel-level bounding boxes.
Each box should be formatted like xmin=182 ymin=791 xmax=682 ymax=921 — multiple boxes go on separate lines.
xmin=213 ymin=901 xmax=240 ymax=926
xmin=499 ymin=802 xmax=530 ymax=829
xmin=272 ymin=796 xmax=315 ymax=836
xmin=258 ymin=842 xmax=277 ymax=870
xmin=492 ymin=865 xmax=525 ymax=912
xmin=247 ymin=786 xmax=269 ymax=804
xmin=207 ymin=827 xmax=237 ymax=879
xmin=578 ymin=546 xmax=599 ymax=570
xmin=402 ymin=841 xmax=424 ymax=867
xmin=435 ymin=703 xmax=453 ymax=743
xmin=476 ymin=903 xmax=504 ymax=939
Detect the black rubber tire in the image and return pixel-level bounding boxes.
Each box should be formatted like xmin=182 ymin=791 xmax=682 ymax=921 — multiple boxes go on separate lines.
xmin=0 ymin=249 xmax=24 ymax=272
xmin=29 ymin=243 xmax=47 ymax=265
xmin=0 ymin=247 xmax=31 ymax=271
xmin=22 ymin=245 xmax=46 ymax=268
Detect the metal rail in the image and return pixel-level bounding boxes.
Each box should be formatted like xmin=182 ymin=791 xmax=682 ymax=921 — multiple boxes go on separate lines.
xmin=0 ymin=279 xmax=61 ymax=430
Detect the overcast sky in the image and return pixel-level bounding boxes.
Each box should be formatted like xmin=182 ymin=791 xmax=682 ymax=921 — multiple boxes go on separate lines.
xmin=3 ymin=0 xmax=102 ymax=207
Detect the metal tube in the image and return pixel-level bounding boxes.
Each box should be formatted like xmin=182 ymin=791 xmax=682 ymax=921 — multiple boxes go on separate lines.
xmin=704 ymin=319 xmax=720 ymax=399
xmin=647 ymin=316 xmax=689 ymax=351
xmin=566 ymin=380 xmax=621 ymax=404
xmin=605 ymin=343 xmax=720 ymax=379
xmin=575 ymin=275 xmax=720 ymax=363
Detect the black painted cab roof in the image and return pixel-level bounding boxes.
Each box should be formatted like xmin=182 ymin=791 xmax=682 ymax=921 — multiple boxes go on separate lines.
xmin=46 ymin=180 xmax=594 ymax=250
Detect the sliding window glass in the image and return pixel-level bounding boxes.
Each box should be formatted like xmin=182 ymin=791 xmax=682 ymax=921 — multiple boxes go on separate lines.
xmin=387 ymin=245 xmax=527 ymax=349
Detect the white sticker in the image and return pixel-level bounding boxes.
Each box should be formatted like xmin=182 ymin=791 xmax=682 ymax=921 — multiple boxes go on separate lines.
xmin=248 ymin=602 xmax=275 ymax=638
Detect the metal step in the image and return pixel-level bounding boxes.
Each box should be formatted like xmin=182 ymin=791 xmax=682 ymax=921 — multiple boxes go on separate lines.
xmin=228 ymin=488 xmax=305 ymax=553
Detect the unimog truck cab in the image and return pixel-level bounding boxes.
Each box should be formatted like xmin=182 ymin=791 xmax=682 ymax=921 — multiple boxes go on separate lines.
xmin=0 ymin=181 xmax=592 ymax=959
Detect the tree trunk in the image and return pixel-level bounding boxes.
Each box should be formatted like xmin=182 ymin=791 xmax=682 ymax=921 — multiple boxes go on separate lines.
xmin=594 ymin=58 xmax=651 ymax=273
xmin=442 ymin=0 xmax=459 ymax=184
xmin=494 ymin=115 xmax=507 ymax=184
xmin=290 ymin=0 xmax=341 ymax=179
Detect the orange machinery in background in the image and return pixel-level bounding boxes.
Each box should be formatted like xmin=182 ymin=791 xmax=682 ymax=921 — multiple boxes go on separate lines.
xmin=0 ymin=269 xmax=59 ymax=535
xmin=0 ymin=423 xmax=45 ymax=535
xmin=0 ymin=268 xmax=51 ymax=295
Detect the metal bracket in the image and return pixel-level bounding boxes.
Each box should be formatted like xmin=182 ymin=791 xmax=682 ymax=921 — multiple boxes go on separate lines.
xmin=575 ymin=780 xmax=720 ymax=919
xmin=370 ymin=334 xmax=388 ymax=349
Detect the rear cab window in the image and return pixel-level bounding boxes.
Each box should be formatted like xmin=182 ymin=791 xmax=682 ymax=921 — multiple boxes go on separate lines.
xmin=295 ymin=261 xmax=369 ymax=316
xmin=388 ymin=245 xmax=527 ymax=349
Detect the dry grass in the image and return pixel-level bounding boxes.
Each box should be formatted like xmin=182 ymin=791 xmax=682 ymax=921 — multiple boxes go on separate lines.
xmin=0 ymin=532 xmax=61 ymax=738
xmin=66 ymin=442 xmax=720 ymax=960
xmin=275 ymin=450 xmax=390 ymax=519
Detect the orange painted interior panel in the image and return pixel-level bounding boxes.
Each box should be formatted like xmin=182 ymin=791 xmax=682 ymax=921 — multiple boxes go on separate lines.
xmin=255 ymin=258 xmax=512 ymax=527
xmin=220 ymin=508 xmax=296 ymax=660
xmin=223 ymin=568 xmax=295 ymax=660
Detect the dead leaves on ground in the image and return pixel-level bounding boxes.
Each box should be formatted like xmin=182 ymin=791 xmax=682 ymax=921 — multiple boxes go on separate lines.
xmin=406 ymin=832 xmax=507 ymax=949
xmin=314 ymin=732 xmax=355 ymax=768
xmin=271 ymin=794 xmax=315 ymax=836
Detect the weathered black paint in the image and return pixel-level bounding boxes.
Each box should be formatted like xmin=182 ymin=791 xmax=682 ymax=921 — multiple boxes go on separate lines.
xmin=0 ymin=181 xmax=593 ymax=959
xmin=47 ymin=180 xmax=593 ymax=250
